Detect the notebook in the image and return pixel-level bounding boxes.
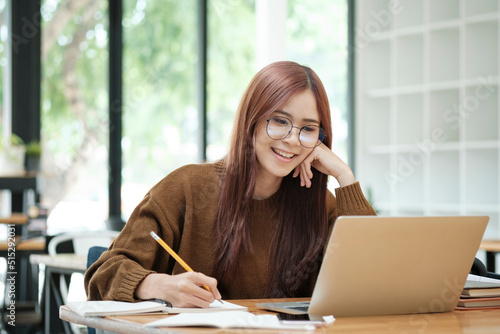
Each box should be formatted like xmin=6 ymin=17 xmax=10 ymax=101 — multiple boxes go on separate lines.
xmin=258 ymin=215 xmax=489 ymax=318
xmin=67 ymin=300 xmax=247 ymax=317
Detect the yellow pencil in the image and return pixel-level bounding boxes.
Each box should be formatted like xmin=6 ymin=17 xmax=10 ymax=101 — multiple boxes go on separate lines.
xmin=150 ymin=231 xmax=223 ymax=304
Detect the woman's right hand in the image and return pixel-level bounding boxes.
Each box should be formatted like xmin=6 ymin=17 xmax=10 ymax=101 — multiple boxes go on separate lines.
xmin=293 ymin=143 xmax=355 ymax=188
xmin=135 ymin=272 xmax=222 ymax=308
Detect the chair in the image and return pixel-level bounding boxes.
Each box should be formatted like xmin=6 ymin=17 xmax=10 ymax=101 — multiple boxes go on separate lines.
xmin=87 ymin=246 xmax=108 ymax=272
xmin=48 ymin=230 xmax=119 ymax=256
xmin=47 ymin=230 xmax=119 ymax=303
xmin=86 ymin=246 xmax=108 ymax=334
xmin=46 ymin=230 xmax=118 ymax=334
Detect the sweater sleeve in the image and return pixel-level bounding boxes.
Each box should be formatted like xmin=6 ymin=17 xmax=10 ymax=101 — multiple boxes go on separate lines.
xmin=84 ymin=194 xmax=178 ymax=302
xmin=334 ymin=181 xmax=376 ymax=216
xmin=84 ymin=167 xmax=194 ymax=302
xmin=327 ymin=181 xmax=376 ymax=226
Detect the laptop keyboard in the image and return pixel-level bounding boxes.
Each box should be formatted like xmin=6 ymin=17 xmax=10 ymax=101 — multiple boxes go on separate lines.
xmin=286 ymin=305 xmax=309 ymax=312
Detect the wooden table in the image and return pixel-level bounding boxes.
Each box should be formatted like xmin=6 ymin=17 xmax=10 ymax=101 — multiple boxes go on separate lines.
xmin=60 ymin=298 xmax=500 ymax=333
xmin=0 ymin=213 xmax=29 ymax=225
xmin=0 ymin=236 xmax=45 ymax=251
xmin=30 ymin=253 xmax=87 ymax=272
xmin=30 ymin=253 xmax=87 ymax=334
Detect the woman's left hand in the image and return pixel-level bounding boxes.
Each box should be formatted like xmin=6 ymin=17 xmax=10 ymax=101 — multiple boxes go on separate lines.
xmin=293 ymin=143 xmax=355 ymax=188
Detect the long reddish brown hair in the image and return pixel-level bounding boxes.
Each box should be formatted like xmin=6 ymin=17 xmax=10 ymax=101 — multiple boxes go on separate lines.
xmin=213 ymin=61 xmax=333 ymax=297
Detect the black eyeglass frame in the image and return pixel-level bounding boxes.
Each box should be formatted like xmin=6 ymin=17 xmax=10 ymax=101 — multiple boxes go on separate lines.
xmin=265 ymin=116 xmax=326 ymax=148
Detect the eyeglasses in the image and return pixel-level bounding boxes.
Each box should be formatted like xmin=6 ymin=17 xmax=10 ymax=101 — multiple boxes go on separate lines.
xmin=265 ymin=116 xmax=326 ymax=148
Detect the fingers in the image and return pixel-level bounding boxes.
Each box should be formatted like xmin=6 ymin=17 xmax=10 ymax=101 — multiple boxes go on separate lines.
xmin=138 ymin=272 xmax=222 ymax=308
xmin=299 ymin=162 xmax=312 ymax=188
xmin=198 ymin=274 xmax=222 ymax=303
xmin=302 ymin=163 xmax=313 ymax=188
xmin=297 ymin=155 xmax=314 ymax=188
xmin=176 ymin=272 xmax=221 ymax=307
xmin=295 ymin=143 xmax=355 ymax=187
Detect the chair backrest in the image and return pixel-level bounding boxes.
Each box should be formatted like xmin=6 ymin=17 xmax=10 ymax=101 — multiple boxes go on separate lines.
xmin=48 ymin=230 xmax=119 ymax=256
xmin=87 ymin=246 xmax=108 ymax=270
xmin=86 ymin=245 xmax=110 ymax=334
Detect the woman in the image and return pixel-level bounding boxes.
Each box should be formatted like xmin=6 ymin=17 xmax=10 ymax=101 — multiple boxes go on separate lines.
xmin=85 ymin=61 xmax=376 ymax=308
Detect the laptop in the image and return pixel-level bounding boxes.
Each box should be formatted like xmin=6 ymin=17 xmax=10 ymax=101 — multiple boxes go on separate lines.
xmin=258 ymin=215 xmax=489 ymax=318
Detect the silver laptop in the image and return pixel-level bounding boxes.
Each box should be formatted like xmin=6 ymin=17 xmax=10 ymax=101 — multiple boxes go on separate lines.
xmin=258 ymin=215 xmax=489 ymax=318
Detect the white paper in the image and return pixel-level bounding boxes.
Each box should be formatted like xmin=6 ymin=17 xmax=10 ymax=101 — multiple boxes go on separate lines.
xmin=467 ymin=274 xmax=500 ymax=283
xmin=166 ymin=300 xmax=247 ymax=313
xmin=144 ymin=311 xmax=317 ymax=330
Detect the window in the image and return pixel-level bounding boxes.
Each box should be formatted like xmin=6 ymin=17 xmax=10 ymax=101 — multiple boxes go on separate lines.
xmin=206 ymin=0 xmax=256 ymax=161
xmin=122 ymin=0 xmax=198 ymax=219
xmin=41 ymin=0 xmax=109 ymax=233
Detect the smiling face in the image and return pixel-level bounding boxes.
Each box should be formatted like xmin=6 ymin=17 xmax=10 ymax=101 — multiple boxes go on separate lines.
xmin=254 ymin=89 xmax=320 ymax=187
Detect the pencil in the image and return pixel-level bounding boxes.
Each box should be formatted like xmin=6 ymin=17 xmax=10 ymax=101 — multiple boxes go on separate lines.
xmin=150 ymin=231 xmax=223 ymax=304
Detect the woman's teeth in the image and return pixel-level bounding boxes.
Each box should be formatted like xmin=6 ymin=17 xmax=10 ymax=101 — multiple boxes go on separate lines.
xmin=273 ymin=148 xmax=294 ymax=158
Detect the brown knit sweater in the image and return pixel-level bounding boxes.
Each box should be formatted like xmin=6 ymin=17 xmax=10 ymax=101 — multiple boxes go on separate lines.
xmin=84 ymin=161 xmax=376 ymax=301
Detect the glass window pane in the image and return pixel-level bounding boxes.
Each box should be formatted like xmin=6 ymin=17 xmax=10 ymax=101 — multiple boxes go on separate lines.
xmin=207 ymin=0 xmax=256 ymax=161
xmin=41 ymin=0 xmax=109 ymax=233
xmin=122 ymin=0 xmax=198 ymax=219
xmin=287 ymin=0 xmax=349 ymax=189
